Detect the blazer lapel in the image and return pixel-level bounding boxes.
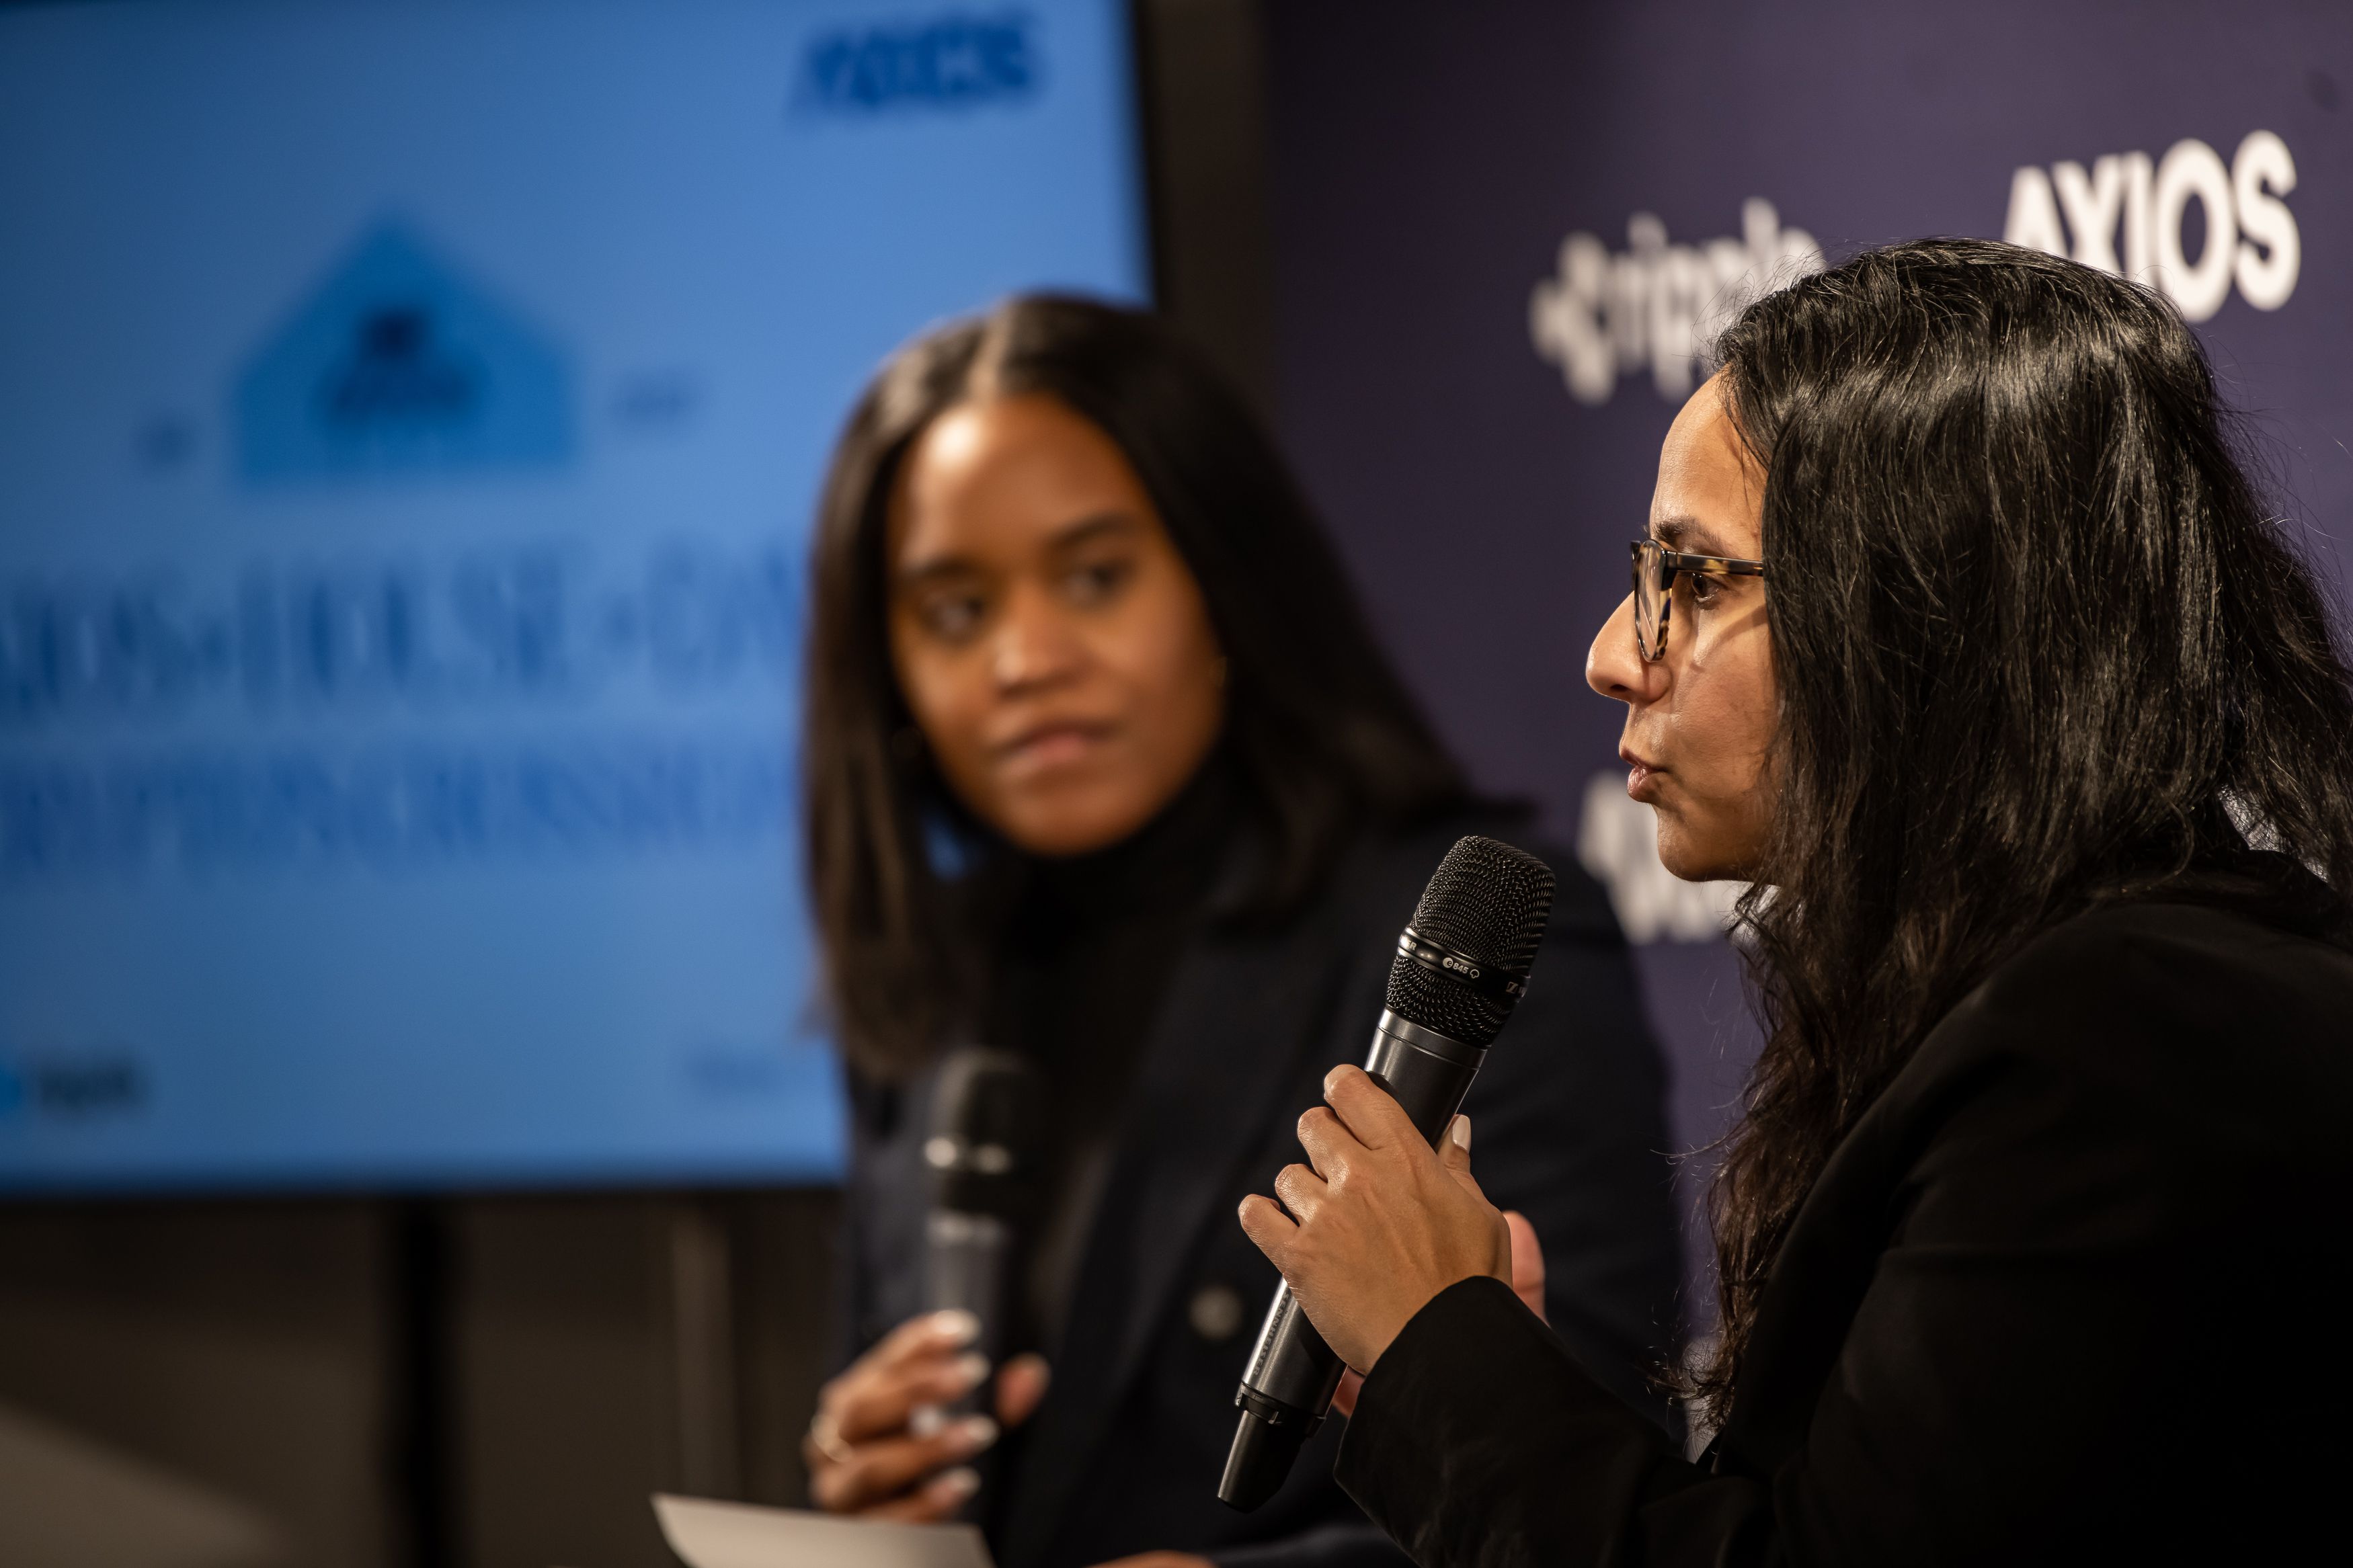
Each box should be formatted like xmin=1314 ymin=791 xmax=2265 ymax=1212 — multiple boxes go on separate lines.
xmin=998 ymin=903 xmax=1352 ymax=1563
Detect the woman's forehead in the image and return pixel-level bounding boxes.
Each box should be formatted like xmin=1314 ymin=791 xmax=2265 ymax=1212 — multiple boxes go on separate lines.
xmin=1652 ymin=378 xmax=1763 ymax=556
xmin=887 ymin=395 xmax=1152 ymax=565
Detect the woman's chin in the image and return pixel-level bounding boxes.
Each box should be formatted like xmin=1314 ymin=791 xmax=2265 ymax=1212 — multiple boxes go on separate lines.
xmin=992 ymin=792 xmax=1158 ymax=860
xmin=1653 ymin=822 xmax=1741 ymax=885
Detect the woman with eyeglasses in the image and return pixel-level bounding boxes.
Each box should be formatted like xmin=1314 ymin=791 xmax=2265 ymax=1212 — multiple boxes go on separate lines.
xmin=795 ymin=296 xmax=1683 ymax=1567
xmin=1240 ymin=239 xmax=2353 ymax=1564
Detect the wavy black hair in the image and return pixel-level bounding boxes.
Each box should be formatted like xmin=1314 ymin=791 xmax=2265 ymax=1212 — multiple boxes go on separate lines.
xmin=803 ymin=296 xmax=1465 ymax=1079
xmin=1698 ymin=239 xmax=2353 ymax=1420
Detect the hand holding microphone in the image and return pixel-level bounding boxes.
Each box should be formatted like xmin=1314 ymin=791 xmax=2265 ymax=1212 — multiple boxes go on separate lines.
xmin=805 ymin=1311 xmax=1050 ymax=1520
xmin=1326 ymin=1205 xmax=1549 ymax=1417
xmin=809 ymin=1048 xmax=1049 ymax=1521
xmin=1240 ymin=1079 xmax=1513 ymax=1374
xmin=1217 ymin=835 xmax=1555 ymax=1510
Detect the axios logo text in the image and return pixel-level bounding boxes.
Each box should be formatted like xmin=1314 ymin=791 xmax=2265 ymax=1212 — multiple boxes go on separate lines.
xmin=797 ymin=11 xmax=1036 ymax=114
xmin=2003 ymin=132 xmax=2299 ymax=322
xmin=1530 ymin=199 xmax=1825 ymax=406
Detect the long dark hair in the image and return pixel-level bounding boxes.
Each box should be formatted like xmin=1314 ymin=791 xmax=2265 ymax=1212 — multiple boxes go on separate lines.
xmin=1698 ymin=239 xmax=2353 ymax=1419
xmin=804 ymin=296 xmax=1464 ymax=1079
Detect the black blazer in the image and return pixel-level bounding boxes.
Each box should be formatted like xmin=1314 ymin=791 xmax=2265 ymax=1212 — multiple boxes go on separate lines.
xmin=1336 ymin=866 xmax=2353 ymax=1565
xmin=838 ymin=811 xmax=1682 ymax=1568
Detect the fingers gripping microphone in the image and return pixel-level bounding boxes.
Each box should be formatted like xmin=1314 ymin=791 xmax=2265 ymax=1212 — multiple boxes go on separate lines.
xmin=1217 ymin=835 xmax=1554 ymax=1512
xmin=924 ymin=1048 xmax=1043 ymax=1425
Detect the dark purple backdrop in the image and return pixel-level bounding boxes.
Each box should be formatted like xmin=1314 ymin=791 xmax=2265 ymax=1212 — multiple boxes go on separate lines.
xmin=1265 ymin=0 xmax=2353 ymax=1296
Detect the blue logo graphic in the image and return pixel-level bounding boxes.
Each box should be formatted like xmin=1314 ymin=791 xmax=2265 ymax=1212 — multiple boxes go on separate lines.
xmin=797 ymin=12 xmax=1037 ymax=114
xmin=235 ymin=223 xmax=572 ymax=483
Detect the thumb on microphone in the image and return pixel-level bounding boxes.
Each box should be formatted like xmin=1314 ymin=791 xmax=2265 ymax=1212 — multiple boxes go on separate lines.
xmin=1441 ymin=1118 xmax=1548 ymax=1323
xmin=1439 ymin=1113 xmax=1486 ymax=1197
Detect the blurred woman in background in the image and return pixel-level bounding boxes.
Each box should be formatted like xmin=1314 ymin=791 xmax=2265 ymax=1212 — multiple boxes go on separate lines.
xmin=795 ymin=296 xmax=1682 ymax=1568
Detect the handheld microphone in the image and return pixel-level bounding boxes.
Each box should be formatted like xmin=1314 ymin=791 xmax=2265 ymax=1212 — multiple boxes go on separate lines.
xmin=1217 ymin=834 xmax=1555 ymax=1512
xmin=923 ymin=1048 xmax=1043 ymax=1440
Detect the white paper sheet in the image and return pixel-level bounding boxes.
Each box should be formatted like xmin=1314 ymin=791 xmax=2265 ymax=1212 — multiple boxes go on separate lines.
xmin=651 ymin=1494 xmax=994 ymax=1568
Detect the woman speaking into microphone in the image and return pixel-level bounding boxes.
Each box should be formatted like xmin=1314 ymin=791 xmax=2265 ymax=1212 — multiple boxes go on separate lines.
xmin=1241 ymin=240 xmax=2353 ymax=1563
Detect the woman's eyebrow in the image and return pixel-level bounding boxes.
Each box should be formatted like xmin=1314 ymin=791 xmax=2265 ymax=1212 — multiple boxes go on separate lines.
xmin=1048 ymin=510 xmax=1142 ymax=550
xmin=893 ymin=550 xmax=980 ymax=589
xmin=1654 ymin=514 xmax=1732 ymax=555
xmin=894 ymin=510 xmax=1141 ymax=586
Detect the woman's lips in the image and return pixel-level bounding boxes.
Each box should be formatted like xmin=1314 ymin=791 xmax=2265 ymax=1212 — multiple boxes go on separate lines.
xmin=1623 ymin=755 xmax=1664 ymax=801
xmin=998 ymin=722 xmax=1113 ymax=774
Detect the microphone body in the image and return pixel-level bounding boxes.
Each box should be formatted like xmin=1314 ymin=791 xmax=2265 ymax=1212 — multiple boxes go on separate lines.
xmin=926 ymin=1206 xmax=1016 ymax=1419
xmin=1228 ymin=1010 xmax=1487 ymax=1431
xmin=1219 ymin=835 xmax=1555 ymax=1512
xmin=922 ymin=1048 xmax=1042 ymax=1436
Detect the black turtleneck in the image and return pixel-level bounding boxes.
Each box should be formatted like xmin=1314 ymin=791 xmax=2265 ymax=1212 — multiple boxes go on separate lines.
xmin=974 ymin=757 xmax=1242 ymax=1356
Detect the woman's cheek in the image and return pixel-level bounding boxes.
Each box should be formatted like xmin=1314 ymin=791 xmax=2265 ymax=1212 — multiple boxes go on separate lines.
xmin=912 ymin=684 xmax=998 ymax=818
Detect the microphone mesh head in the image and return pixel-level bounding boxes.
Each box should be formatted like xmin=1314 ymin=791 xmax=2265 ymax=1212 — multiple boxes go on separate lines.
xmin=1384 ymin=835 xmax=1556 ymax=1046
xmin=928 ymin=1048 xmax=1043 ymax=1218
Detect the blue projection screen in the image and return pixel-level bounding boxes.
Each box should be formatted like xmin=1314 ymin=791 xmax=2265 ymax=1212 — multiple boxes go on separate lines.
xmin=0 ymin=0 xmax=1148 ymax=1190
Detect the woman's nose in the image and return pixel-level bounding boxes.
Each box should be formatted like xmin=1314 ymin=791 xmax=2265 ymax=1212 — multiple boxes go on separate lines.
xmin=990 ymin=587 xmax=1084 ymax=692
xmin=1585 ymin=593 xmax=1663 ymax=704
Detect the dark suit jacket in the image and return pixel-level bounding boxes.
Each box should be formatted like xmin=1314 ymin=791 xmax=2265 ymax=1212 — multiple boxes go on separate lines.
xmin=838 ymin=811 xmax=1682 ymax=1568
xmin=1336 ymin=863 xmax=2353 ymax=1566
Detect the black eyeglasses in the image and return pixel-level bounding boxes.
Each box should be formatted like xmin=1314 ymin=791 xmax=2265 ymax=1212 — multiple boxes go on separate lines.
xmin=1630 ymin=538 xmax=1765 ymax=662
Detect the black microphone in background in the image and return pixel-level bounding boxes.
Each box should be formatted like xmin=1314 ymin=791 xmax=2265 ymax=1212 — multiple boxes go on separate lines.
xmin=1218 ymin=835 xmax=1555 ymax=1512
xmin=923 ymin=1048 xmax=1043 ymax=1459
